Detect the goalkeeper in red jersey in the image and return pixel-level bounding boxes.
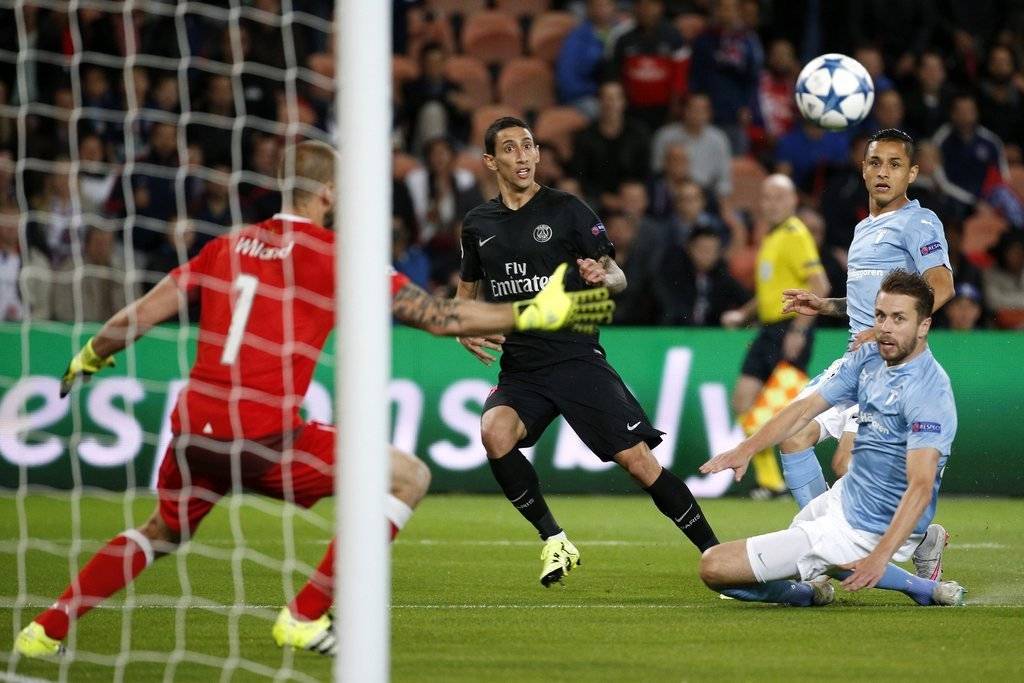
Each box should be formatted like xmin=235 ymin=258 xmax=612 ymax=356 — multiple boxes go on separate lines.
xmin=15 ymin=140 xmax=613 ymax=659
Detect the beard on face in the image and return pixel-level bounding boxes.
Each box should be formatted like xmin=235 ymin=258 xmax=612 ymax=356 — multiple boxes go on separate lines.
xmin=879 ymin=334 xmax=916 ymax=364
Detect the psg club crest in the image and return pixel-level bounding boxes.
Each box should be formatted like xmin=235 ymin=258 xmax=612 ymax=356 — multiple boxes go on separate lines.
xmin=533 ymin=224 xmax=552 ymax=243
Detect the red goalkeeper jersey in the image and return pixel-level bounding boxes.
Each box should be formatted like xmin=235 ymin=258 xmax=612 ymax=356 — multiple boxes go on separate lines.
xmin=169 ymin=213 xmax=409 ymax=439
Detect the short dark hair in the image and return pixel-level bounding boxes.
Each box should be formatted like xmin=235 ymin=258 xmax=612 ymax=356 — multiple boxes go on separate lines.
xmin=484 ymin=117 xmax=532 ymax=155
xmin=867 ymin=128 xmax=915 ymax=161
xmin=878 ymin=269 xmax=934 ymax=320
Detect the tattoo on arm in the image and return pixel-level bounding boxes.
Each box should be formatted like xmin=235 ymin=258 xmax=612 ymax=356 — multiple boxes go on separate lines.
xmin=826 ymin=297 xmax=847 ymax=317
xmin=392 ymin=283 xmax=463 ymax=334
xmin=600 ymin=255 xmax=627 ymax=294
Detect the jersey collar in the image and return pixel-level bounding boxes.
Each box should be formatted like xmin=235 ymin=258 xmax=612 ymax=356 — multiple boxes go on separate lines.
xmin=867 ymin=199 xmax=920 ymax=221
xmin=273 ymin=212 xmax=313 ymax=224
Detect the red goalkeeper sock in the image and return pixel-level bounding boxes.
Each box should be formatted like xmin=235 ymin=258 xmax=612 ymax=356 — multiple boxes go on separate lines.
xmin=290 ymin=539 xmax=335 ymax=621
xmin=36 ymin=531 xmax=153 ymax=640
xmin=289 ymin=518 xmax=404 ymax=621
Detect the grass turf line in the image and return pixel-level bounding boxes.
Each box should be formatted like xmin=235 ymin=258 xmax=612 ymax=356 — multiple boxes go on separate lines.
xmin=1 ymin=494 xmax=1022 ymax=681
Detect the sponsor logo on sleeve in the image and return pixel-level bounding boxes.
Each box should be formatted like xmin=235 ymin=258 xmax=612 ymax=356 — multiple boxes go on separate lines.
xmin=591 ymin=223 xmax=605 ymax=236
xmin=919 ymin=241 xmax=943 ymax=256
xmin=911 ymin=421 xmax=942 ymax=433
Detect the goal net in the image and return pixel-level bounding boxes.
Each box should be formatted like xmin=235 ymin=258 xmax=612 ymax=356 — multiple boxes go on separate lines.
xmin=1 ymin=1 xmax=347 ymax=679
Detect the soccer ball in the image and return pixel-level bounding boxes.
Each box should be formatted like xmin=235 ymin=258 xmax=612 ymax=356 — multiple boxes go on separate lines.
xmin=794 ymin=53 xmax=875 ymax=130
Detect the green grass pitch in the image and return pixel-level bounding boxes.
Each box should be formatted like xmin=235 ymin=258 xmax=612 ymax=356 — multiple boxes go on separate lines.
xmin=2 ymin=493 xmax=1022 ymax=681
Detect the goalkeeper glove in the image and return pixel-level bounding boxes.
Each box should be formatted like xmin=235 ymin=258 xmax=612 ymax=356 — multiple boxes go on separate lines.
xmin=513 ymin=263 xmax=615 ymax=334
xmin=60 ymin=338 xmax=116 ymax=398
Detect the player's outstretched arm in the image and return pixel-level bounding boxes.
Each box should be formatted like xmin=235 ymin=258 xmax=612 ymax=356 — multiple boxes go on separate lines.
xmin=395 ymin=264 xmax=615 ymax=339
xmin=841 ymin=448 xmax=940 ymax=591
xmin=700 ymin=392 xmax=832 ymax=481
xmin=60 ymin=276 xmax=185 ymax=397
xmin=782 ymin=289 xmax=847 ymax=318
xmin=394 ymin=281 xmax=515 ymax=337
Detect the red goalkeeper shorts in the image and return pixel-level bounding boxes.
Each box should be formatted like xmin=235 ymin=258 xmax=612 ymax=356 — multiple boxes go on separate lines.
xmin=156 ymin=421 xmax=336 ymax=534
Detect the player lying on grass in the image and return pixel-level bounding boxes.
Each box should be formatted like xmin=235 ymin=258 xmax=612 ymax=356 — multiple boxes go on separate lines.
xmin=775 ymin=130 xmax=954 ymax=583
xmin=14 ymin=140 xmax=614 ymax=659
xmin=698 ymin=270 xmax=965 ymax=607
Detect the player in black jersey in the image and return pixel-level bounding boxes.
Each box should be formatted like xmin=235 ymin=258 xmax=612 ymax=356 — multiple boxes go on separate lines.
xmin=456 ymin=117 xmax=719 ymax=586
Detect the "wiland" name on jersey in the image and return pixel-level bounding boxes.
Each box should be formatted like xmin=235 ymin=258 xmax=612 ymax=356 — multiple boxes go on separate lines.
xmin=234 ymin=237 xmax=295 ymax=260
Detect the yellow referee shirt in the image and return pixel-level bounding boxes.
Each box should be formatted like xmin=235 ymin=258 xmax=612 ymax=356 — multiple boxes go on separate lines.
xmin=755 ymin=216 xmax=824 ymax=324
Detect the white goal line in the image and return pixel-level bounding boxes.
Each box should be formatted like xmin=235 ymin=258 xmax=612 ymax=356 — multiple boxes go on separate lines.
xmin=0 ymin=539 xmax=1008 ymax=550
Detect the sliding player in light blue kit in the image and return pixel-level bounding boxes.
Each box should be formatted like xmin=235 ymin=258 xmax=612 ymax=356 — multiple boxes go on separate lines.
xmin=698 ymin=270 xmax=965 ymax=607
xmin=779 ymin=128 xmax=955 ymax=581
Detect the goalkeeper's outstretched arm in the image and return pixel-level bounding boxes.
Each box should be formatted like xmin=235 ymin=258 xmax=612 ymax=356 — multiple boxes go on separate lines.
xmin=393 ymin=281 xmax=515 ymax=336
xmin=91 ymin=276 xmax=186 ymax=357
xmin=60 ymin=276 xmax=186 ymax=397
xmin=393 ymin=263 xmax=614 ymax=337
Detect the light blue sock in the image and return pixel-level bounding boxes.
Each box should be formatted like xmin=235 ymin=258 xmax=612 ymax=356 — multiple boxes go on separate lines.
xmin=720 ymin=580 xmax=815 ymax=606
xmin=830 ymin=565 xmax=936 ymax=605
xmin=781 ymin=447 xmax=828 ymax=509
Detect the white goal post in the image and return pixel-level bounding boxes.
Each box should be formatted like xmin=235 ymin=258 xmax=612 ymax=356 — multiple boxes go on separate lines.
xmin=334 ymin=0 xmax=392 ymax=681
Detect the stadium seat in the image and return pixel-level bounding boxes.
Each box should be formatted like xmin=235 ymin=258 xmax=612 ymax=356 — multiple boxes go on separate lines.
xmin=494 ymin=0 xmax=552 ymax=18
xmin=443 ymin=55 xmax=493 ymax=109
xmin=497 ymin=57 xmax=555 ymax=112
xmin=728 ymin=244 xmax=758 ymax=292
xmin=730 ymin=156 xmax=768 ymax=213
xmin=994 ymin=308 xmax=1024 ymax=330
xmin=528 ymin=12 xmax=579 ymax=63
xmin=404 ymin=8 xmax=457 ymax=58
xmin=461 ymin=11 xmax=523 ymax=66
xmin=392 ymin=152 xmax=422 ymax=180
xmin=426 ymin=0 xmax=486 ymax=15
xmin=534 ymin=106 xmax=589 ymax=160
xmin=470 ymin=103 xmax=524 ymax=149
xmin=962 ymin=206 xmax=1008 ymax=260
xmin=675 ymin=13 xmax=708 ymax=42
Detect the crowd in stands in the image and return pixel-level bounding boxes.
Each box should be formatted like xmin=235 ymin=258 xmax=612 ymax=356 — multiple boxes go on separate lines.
xmin=1 ymin=0 xmax=1023 ymax=330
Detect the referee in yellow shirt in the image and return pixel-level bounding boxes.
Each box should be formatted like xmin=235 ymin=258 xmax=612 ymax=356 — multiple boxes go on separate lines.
xmin=722 ymin=174 xmax=830 ymax=497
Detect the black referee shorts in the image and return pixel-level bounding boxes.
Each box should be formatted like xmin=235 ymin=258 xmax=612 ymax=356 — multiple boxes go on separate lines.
xmin=739 ymin=320 xmax=815 ymax=382
xmin=483 ymin=356 xmax=664 ymax=461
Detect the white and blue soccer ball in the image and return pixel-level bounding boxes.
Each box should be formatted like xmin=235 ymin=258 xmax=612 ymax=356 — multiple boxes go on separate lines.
xmin=795 ymin=53 xmax=875 ymax=130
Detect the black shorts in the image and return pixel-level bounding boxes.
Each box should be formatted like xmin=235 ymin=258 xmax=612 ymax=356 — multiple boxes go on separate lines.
xmin=740 ymin=320 xmax=815 ymax=382
xmin=483 ymin=356 xmax=664 ymax=461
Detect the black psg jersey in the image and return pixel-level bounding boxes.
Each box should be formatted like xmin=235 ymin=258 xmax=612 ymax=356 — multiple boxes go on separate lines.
xmin=460 ymin=185 xmax=615 ymax=371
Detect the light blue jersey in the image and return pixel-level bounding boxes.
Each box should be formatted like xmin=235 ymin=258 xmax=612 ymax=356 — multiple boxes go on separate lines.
xmin=818 ymin=342 xmax=957 ymax=535
xmin=846 ymin=200 xmax=951 ymax=342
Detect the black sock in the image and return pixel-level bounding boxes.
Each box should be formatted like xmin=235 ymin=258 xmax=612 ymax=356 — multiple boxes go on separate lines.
xmin=644 ymin=468 xmax=719 ymax=552
xmin=488 ymin=449 xmax=562 ymax=540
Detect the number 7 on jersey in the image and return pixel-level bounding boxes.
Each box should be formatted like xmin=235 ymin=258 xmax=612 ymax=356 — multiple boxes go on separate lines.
xmin=220 ymin=274 xmax=258 ymax=365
